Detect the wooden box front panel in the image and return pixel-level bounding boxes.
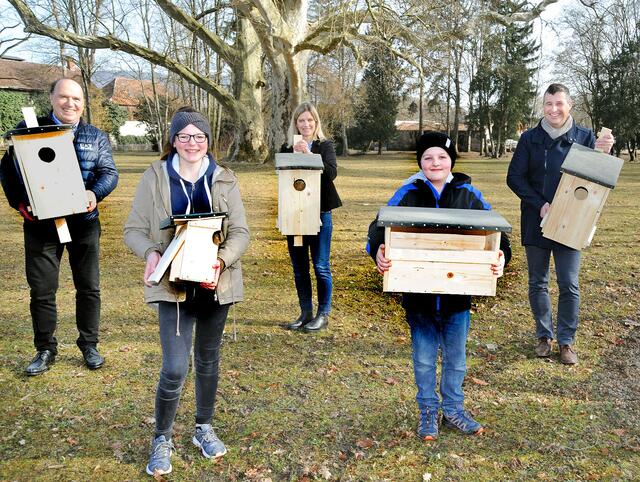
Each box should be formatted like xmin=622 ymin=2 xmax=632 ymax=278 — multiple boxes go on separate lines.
xmin=383 ymin=227 xmax=501 ymax=296
xmin=169 ymin=218 xmax=223 ymax=283
xmin=12 ymin=131 xmax=88 ymax=219
xmin=542 ymin=173 xmax=610 ymax=250
xmin=277 ymin=169 xmax=322 ymax=236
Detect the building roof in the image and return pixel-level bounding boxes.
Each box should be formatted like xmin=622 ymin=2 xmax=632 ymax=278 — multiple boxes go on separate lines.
xmin=0 ymin=57 xmax=81 ymax=93
xmin=102 ymin=77 xmax=167 ymax=107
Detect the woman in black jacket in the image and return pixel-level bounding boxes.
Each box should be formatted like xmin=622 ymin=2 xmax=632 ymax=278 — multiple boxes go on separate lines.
xmin=280 ymin=102 xmax=342 ymax=332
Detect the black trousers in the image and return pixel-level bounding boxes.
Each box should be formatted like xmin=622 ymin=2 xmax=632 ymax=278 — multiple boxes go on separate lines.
xmin=24 ymin=217 xmax=101 ymax=354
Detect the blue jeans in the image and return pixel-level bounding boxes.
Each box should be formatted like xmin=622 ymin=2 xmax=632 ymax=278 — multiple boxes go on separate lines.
xmin=155 ymin=288 xmax=229 ymax=439
xmin=407 ymin=310 xmax=470 ymax=413
xmin=525 ymin=245 xmax=581 ymax=345
xmin=287 ymin=211 xmax=333 ymax=315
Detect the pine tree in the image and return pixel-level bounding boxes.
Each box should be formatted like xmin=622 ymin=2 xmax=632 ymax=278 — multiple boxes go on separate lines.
xmin=492 ymin=1 xmax=539 ymax=156
xmin=594 ymin=39 xmax=640 ymax=160
xmin=469 ymin=0 xmax=538 ymax=157
xmin=350 ymin=48 xmax=403 ymax=154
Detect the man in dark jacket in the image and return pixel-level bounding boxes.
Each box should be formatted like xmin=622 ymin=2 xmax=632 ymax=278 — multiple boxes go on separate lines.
xmin=506 ymin=83 xmax=614 ymax=365
xmin=0 ymin=78 xmax=119 ymax=375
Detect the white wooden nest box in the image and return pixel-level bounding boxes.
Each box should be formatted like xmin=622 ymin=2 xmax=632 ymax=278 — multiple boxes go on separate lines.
xmin=275 ymin=152 xmax=323 ymax=246
xmin=542 ymin=143 xmax=623 ymax=250
xmin=148 ymin=213 xmax=226 ymax=285
xmin=378 ymin=206 xmax=512 ymax=296
xmin=4 ymin=125 xmax=87 ymax=220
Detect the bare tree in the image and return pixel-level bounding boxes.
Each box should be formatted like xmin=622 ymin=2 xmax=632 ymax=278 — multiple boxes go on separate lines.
xmin=0 ymin=5 xmax=32 ymax=57
xmin=8 ymin=0 xmax=559 ymax=161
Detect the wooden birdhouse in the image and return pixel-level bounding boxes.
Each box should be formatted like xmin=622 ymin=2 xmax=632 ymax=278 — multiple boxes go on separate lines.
xmin=377 ymin=206 xmax=512 ymax=296
xmin=148 ymin=213 xmax=226 ymax=285
xmin=5 ymin=124 xmax=88 ymax=242
xmin=541 ymin=142 xmax=623 ymax=250
xmin=275 ymin=152 xmax=323 ymax=246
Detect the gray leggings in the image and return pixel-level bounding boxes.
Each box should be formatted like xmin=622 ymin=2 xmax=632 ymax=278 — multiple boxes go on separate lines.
xmin=155 ymin=289 xmax=229 ymax=439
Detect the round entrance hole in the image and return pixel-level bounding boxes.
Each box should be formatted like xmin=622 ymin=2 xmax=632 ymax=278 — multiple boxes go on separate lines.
xmin=293 ymin=179 xmax=306 ymax=191
xmin=574 ymin=186 xmax=588 ymax=200
xmin=38 ymin=147 xmax=56 ymax=163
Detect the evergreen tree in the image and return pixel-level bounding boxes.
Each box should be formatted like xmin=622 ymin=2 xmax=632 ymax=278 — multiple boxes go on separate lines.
xmin=492 ymin=1 xmax=538 ymax=155
xmin=469 ymin=0 xmax=538 ymax=157
xmin=594 ymin=39 xmax=640 ymax=160
xmin=349 ymin=48 xmax=403 ymax=154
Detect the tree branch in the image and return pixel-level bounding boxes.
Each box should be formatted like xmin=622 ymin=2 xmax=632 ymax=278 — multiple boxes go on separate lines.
xmin=298 ymin=6 xmax=424 ymax=74
xmin=8 ymin=0 xmax=244 ymax=121
xmin=483 ymin=0 xmax=561 ymax=24
xmin=247 ymin=0 xmax=285 ymax=35
xmin=194 ymin=4 xmax=227 ymax=21
xmin=0 ymin=35 xmax=31 ymax=58
xmin=154 ymin=0 xmax=237 ymax=65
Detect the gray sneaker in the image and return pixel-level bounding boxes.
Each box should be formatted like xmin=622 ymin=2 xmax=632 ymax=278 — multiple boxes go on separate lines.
xmin=193 ymin=424 xmax=227 ymax=459
xmin=145 ymin=435 xmax=174 ymax=476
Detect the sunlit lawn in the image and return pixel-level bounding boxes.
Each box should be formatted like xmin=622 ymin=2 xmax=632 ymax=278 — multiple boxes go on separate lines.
xmin=0 ymin=151 xmax=638 ymax=481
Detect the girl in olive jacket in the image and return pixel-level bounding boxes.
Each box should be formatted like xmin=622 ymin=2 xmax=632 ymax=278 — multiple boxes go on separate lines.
xmin=124 ymin=108 xmax=249 ymax=477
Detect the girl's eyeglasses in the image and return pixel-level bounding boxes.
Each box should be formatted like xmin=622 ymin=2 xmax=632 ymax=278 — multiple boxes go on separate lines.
xmin=176 ymin=133 xmax=207 ymax=143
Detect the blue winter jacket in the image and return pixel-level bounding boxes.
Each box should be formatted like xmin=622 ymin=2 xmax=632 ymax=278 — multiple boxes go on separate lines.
xmin=1 ymin=113 xmax=118 ymax=221
xmin=367 ymin=171 xmax=512 ymax=314
xmin=506 ymin=120 xmax=595 ymax=248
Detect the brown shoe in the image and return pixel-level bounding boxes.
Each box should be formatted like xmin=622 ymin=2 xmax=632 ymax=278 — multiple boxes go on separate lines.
xmin=560 ymin=344 xmax=578 ymax=365
xmin=535 ymin=337 xmax=552 ymax=357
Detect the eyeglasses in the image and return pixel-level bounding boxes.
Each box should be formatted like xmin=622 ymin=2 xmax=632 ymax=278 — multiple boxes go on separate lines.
xmin=176 ymin=133 xmax=208 ymax=143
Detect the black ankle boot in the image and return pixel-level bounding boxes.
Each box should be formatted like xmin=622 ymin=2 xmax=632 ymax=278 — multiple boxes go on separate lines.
xmin=303 ymin=312 xmax=329 ymax=332
xmin=284 ymin=311 xmax=313 ymax=330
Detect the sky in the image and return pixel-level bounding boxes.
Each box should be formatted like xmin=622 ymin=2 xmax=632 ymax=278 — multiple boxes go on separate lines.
xmin=534 ymin=0 xmax=576 ymax=88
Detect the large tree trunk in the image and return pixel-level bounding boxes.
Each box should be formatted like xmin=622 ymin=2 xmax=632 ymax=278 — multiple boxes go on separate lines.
xmin=232 ymin=17 xmax=268 ymax=162
xmin=264 ymin=0 xmax=310 ymax=156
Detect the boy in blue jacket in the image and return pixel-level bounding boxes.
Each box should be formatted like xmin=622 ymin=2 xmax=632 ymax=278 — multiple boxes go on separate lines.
xmin=367 ymin=132 xmax=511 ymax=440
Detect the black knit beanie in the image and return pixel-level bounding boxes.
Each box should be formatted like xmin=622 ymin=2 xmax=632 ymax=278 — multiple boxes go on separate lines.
xmin=416 ymin=131 xmax=457 ymax=168
xmin=169 ymin=111 xmax=212 ymax=148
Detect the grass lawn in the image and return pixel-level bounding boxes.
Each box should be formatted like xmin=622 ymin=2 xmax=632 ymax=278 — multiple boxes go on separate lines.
xmin=0 ymin=151 xmax=638 ymax=481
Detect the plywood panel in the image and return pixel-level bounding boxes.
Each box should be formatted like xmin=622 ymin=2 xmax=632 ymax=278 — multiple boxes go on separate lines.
xmin=150 ymin=225 xmax=187 ymax=285
xmin=12 ymin=130 xmax=87 ymax=219
xmin=169 ymin=218 xmax=223 ymax=283
xmin=175 ymin=224 xmax=220 ymax=283
xmin=389 ymin=230 xmax=488 ymax=250
xmin=382 ymin=226 xmax=500 ymax=296
xmin=484 ymin=231 xmax=501 ymax=251
xmin=386 ymin=246 xmax=498 ymax=264
xmin=542 ymin=173 xmax=609 ymax=250
xmin=383 ymin=259 xmax=497 ymax=296
xmin=277 ymin=169 xmax=321 ymax=236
